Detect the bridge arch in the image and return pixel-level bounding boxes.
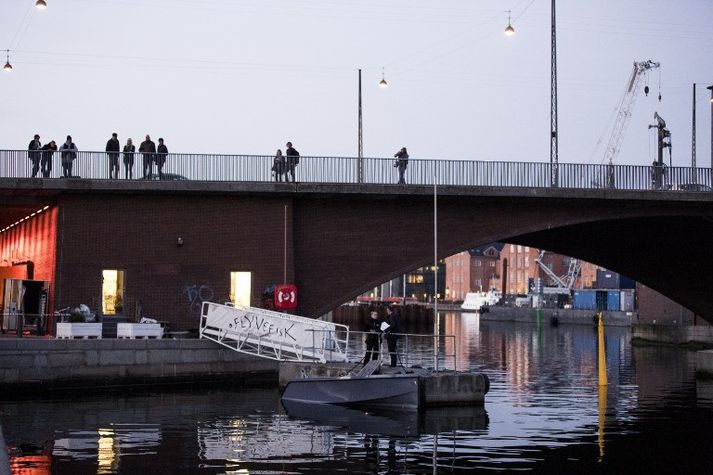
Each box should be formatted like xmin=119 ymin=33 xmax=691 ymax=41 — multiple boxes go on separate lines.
xmin=294 ymin=189 xmax=713 ymax=323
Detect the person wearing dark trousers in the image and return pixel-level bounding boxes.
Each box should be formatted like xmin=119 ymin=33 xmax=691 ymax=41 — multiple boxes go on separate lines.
xmin=139 ymin=134 xmax=156 ymax=179
xmin=363 ymin=309 xmax=382 ymax=365
xmin=123 ymin=138 xmax=135 ymax=179
xmin=28 ymin=134 xmax=42 ymax=177
xmin=394 ymin=147 xmax=408 ymax=184
xmin=59 ymin=135 xmax=77 ymax=178
xmin=40 ymin=140 xmax=56 ymax=177
xmin=156 ymin=138 xmax=168 ymax=180
xmin=285 ymin=141 xmax=299 ymax=183
xmin=105 ymin=132 xmax=121 ymax=179
xmin=383 ymin=306 xmax=401 ymax=367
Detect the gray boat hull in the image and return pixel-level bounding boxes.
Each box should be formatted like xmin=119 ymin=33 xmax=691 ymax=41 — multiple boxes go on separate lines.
xmin=281 ymin=375 xmax=421 ymax=410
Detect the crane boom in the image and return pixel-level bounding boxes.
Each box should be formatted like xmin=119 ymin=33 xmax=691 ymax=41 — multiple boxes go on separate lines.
xmin=603 ymin=60 xmax=660 ymax=165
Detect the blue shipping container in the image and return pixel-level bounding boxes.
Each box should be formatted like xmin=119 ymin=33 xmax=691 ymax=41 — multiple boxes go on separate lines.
xmin=606 ymin=290 xmax=620 ymax=311
xmin=573 ymin=290 xmax=597 ymax=310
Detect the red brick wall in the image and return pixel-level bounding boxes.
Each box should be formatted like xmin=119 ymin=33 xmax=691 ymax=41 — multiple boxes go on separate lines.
xmin=56 ymin=195 xmax=291 ymax=330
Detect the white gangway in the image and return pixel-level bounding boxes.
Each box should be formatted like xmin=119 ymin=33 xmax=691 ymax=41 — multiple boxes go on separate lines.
xmin=199 ymin=302 xmax=349 ymax=363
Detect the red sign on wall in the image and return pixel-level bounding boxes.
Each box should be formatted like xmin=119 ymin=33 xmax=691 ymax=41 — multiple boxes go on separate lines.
xmin=274 ymin=284 xmax=298 ymax=310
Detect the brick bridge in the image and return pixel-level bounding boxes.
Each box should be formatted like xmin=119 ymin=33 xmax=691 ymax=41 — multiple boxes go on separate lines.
xmin=1 ymin=177 xmax=711 ymax=328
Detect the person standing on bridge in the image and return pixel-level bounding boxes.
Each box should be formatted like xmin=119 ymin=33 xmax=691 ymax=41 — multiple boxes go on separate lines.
xmin=272 ymin=149 xmax=285 ymax=182
xmin=156 ymin=138 xmax=168 ymax=180
xmin=363 ymin=309 xmax=383 ymax=365
xmin=123 ymin=138 xmax=135 ymax=179
xmin=40 ymin=140 xmax=56 ymax=178
xmin=105 ymin=132 xmax=120 ymax=179
xmin=285 ymin=142 xmax=299 ymax=183
xmin=394 ymin=147 xmax=408 ymax=184
xmin=28 ymin=134 xmax=42 ymax=178
xmin=59 ymin=135 xmax=78 ymax=178
xmin=139 ymin=134 xmax=156 ymax=179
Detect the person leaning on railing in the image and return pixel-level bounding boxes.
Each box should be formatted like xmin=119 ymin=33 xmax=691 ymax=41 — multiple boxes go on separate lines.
xmin=28 ymin=134 xmax=42 ymax=178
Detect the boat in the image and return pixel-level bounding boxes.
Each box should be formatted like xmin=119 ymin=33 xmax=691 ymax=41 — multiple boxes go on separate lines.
xmin=461 ymin=290 xmax=501 ymax=312
xmin=281 ymin=370 xmax=422 ymax=410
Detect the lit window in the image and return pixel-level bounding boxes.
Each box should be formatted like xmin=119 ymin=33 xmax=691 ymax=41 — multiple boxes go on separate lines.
xmin=475 ymin=259 xmax=482 ymax=267
xmin=230 ymin=271 xmax=252 ymax=306
xmin=525 ymin=256 xmax=529 ymax=268
xmin=102 ymin=270 xmax=125 ymax=315
xmin=517 ymin=245 xmax=522 ymax=253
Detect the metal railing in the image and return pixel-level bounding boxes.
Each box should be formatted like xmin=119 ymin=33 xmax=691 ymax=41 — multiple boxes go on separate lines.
xmin=1 ymin=149 xmax=711 ymax=191
xmin=342 ymin=330 xmax=457 ymax=371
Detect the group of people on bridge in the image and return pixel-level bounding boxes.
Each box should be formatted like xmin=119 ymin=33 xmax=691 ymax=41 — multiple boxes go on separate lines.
xmin=27 ymin=133 xmax=410 ymax=184
xmin=27 ymin=133 xmax=169 ymax=180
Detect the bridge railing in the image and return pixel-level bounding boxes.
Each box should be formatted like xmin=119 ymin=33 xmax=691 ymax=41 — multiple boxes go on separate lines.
xmin=1 ymin=149 xmax=711 ymax=191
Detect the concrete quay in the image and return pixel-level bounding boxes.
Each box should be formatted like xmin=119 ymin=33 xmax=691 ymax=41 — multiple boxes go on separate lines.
xmin=478 ymin=306 xmax=635 ymax=326
xmin=0 ymin=338 xmax=278 ymax=396
xmin=632 ymin=323 xmax=713 ymax=348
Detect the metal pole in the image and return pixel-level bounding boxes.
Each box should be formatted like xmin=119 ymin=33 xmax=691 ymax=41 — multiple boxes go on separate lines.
xmin=692 ymin=83 xmax=697 ymax=174
xmin=433 ymin=172 xmax=439 ymax=370
xmin=358 ymin=69 xmax=363 ymax=183
xmin=708 ymin=85 xmax=713 ymax=187
xmin=283 ymin=205 xmax=287 ymax=284
xmin=550 ymin=0 xmax=559 ymax=187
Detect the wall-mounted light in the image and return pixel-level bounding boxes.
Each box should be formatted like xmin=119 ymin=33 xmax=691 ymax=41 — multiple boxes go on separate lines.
xmin=177 ymin=237 xmax=184 ymax=247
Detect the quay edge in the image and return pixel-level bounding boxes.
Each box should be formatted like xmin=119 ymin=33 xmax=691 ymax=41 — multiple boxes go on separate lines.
xmin=0 ymin=338 xmax=278 ymax=396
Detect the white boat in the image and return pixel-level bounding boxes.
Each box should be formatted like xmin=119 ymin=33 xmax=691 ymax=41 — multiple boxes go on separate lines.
xmin=461 ymin=290 xmax=501 ymax=311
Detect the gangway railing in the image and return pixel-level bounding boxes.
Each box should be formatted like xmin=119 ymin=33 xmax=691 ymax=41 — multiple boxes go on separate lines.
xmin=199 ymin=302 xmax=349 ymax=363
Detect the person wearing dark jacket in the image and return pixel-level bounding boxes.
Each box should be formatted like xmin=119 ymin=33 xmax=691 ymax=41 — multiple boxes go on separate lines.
xmin=106 ymin=132 xmax=121 ymax=179
xmin=123 ymin=138 xmax=135 ymax=179
xmin=285 ymin=141 xmax=299 ymax=183
xmin=40 ymin=140 xmax=57 ymax=178
xmin=363 ymin=309 xmax=382 ymax=365
xmin=28 ymin=134 xmax=42 ymax=177
xmin=384 ymin=306 xmax=401 ymax=367
xmin=59 ymin=135 xmax=78 ymax=178
xmin=139 ymin=134 xmax=156 ymax=179
xmin=394 ymin=147 xmax=408 ymax=184
xmin=156 ymin=138 xmax=168 ymax=180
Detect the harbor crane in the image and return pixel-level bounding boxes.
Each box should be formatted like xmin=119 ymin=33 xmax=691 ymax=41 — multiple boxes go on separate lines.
xmin=534 ymin=251 xmax=581 ymax=292
xmin=602 ymin=60 xmax=660 ymax=166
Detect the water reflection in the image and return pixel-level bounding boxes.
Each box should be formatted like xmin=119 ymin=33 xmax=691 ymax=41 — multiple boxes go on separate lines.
xmin=1 ymin=311 xmax=712 ymax=473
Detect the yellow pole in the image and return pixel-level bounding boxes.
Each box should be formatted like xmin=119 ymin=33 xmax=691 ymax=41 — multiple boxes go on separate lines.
xmin=598 ymin=384 xmax=607 ymax=461
xmin=598 ymin=311 xmax=607 ymax=386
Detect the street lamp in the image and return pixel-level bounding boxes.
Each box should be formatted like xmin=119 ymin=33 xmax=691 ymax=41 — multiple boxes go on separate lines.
xmin=378 ymin=67 xmax=388 ymax=88
xmin=504 ymin=10 xmax=515 ymax=36
xmin=550 ymin=0 xmax=559 ymax=187
xmin=3 ymin=50 xmax=12 ymax=72
xmin=708 ymin=85 xmax=713 ymax=187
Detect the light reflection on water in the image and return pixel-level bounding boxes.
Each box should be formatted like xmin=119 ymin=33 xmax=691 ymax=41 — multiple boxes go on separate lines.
xmin=2 ymin=311 xmax=713 ymax=473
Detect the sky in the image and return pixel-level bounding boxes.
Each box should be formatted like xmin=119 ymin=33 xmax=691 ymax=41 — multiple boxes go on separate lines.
xmin=1 ymin=0 xmax=712 ymax=166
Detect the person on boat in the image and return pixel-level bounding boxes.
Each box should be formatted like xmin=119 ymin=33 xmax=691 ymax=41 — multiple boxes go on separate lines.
xmin=363 ymin=309 xmax=382 ymax=365
xmin=383 ymin=306 xmax=401 ymax=367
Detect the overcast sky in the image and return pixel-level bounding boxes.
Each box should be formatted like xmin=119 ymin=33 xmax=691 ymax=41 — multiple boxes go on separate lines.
xmin=1 ymin=0 xmax=712 ymax=166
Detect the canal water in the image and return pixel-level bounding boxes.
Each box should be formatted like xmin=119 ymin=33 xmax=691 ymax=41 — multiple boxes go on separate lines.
xmin=2 ymin=312 xmax=713 ymax=474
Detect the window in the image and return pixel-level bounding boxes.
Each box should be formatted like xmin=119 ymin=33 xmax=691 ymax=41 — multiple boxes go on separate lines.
xmin=230 ymin=271 xmax=252 ymax=306
xmin=517 ymin=245 xmax=522 ymax=253
xmin=525 ymin=256 xmax=530 ymax=268
xmin=475 ymin=259 xmax=482 ymax=267
xmin=102 ymin=270 xmax=125 ymax=315
xmin=489 ymin=261 xmax=496 ymax=267
xmin=407 ymin=275 xmax=424 ymax=284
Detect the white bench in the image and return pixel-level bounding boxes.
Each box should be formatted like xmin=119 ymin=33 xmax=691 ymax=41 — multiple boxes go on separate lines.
xmin=117 ymin=323 xmax=163 ymax=339
xmin=56 ymin=322 xmax=103 ymax=339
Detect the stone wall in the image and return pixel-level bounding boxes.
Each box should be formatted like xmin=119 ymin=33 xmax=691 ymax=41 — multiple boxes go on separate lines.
xmin=0 ymin=338 xmax=278 ymax=394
